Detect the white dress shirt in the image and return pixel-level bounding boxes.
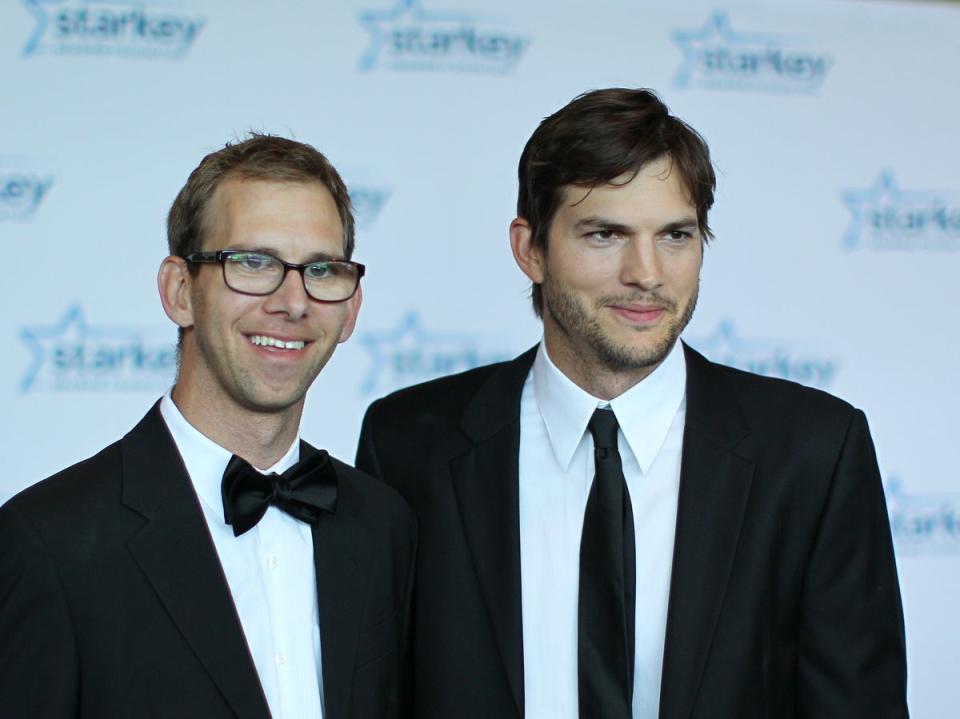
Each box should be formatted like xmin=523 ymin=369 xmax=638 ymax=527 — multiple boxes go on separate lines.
xmin=160 ymin=394 xmax=325 ymax=719
xmin=519 ymin=341 xmax=686 ymax=719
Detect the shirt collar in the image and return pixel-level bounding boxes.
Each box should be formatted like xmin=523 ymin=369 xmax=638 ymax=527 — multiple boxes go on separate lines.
xmin=159 ymin=392 xmax=301 ymax=523
xmin=531 ymin=340 xmax=686 ymax=474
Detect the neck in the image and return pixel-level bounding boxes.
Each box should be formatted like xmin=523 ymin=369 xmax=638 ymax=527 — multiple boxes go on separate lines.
xmin=170 ymin=384 xmax=302 ymax=470
xmin=542 ymin=334 xmax=660 ymax=401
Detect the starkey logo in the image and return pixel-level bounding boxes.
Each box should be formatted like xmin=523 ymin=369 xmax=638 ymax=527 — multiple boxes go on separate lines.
xmin=348 ymin=182 xmax=391 ymax=229
xmin=19 ymin=304 xmax=176 ymax=393
xmin=841 ymin=171 xmax=960 ymax=252
xmin=357 ymin=0 xmax=529 ymax=74
xmin=20 ymin=0 xmax=205 ymax=59
xmin=688 ymin=320 xmax=839 ymax=388
xmin=672 ymin=12 xmax=831 ymax=93
xmin=886 ymin=477 xmax=960 ymax=556
xmin=0 ymin=163 xmax=53 ymax=220
xmin=358 ymin=311 xmax=514 ymax=395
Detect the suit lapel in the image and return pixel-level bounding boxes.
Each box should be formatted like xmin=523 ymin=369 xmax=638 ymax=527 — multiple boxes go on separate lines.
xmin=122 ymin=404 xmax=271 ymax=719
xmin=450 ymin=347 xmax=537 ymax=718
xmin=658 ymin=345 xmax=755 ymax=719
xmin=310 ymin=449 xmax=370 ymax=719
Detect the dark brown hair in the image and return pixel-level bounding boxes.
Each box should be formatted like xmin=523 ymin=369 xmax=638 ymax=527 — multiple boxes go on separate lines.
xmin=167 ymin=133 xmax=355 ymax=262
xmin=517 ymin=88 xmax=716 ymax=316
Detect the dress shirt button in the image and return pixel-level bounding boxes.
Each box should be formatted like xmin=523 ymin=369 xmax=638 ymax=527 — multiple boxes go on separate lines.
xmin=266 ymin=554 xmax=279 ymax=570
xmin=275 ymin=651 xmax=286 ymax=666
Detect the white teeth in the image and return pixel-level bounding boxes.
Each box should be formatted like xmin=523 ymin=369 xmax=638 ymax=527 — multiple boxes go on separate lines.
xmin=249 ymin=335 xmax=306 ymax=350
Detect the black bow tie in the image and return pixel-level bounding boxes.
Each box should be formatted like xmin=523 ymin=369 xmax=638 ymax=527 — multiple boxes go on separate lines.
xmin=221 ymin=450 xmax=338 ymax=537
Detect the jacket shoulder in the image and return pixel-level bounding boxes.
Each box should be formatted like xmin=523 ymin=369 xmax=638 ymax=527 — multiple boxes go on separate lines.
xmin=366 ymin=356 xmax=518 ymax=421
xmin=689 ymin=349 xmax=862 ymax=452
xmin=715 ymin=360 xmax=856 ymax=418
xmin=2 ymin=442 xmax=122 ymax=520
xmin=0 ymin=441 xmax=124 ymax=550
xmin=330 ymin=456 xmax=416 ymax=525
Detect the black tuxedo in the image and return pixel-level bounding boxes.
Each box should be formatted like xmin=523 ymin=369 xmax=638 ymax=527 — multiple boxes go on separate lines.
xmin=355 ymin=344 xmax=908 ymax=718
xmin=0 ymin=403 xmax=416 ymax=719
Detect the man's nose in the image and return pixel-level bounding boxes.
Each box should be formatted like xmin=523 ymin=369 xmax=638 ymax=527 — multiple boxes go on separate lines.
xmin=263 ymin=267 xmax=310 ymax=317
xmin=619 ymin=237 xmax=663 ymax=291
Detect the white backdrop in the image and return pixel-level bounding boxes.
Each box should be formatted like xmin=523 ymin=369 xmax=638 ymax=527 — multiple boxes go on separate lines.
xmin=2 ymin=0 xmax=958 ymax=714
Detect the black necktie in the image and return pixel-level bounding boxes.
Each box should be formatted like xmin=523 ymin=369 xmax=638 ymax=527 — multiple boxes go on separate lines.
xmin=221 ymin=450 xmax=338 ymax=537
xmin=578 ymin=407 xmax=636 ymax=718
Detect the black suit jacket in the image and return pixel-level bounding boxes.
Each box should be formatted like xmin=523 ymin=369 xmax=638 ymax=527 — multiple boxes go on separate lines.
xmin=0 ymin=403 xmax=416 ymax=719
xmin=355 ymin=344 xmax=908 ymax=719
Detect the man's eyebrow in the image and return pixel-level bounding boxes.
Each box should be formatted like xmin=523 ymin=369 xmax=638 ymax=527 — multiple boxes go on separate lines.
xmin=572 ymin=216 xmax=700 ymax=234
xmin=572 ymin=217 xmax=634 ymax=234
xmin=303 ymin=252 xmax=342 ymax=263
xmin=659 ymin=217 xmax=700 ymax=233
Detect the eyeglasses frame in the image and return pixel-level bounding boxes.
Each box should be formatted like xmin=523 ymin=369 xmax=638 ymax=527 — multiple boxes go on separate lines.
xmin=184 ymin=250 xmax=365 ymax=303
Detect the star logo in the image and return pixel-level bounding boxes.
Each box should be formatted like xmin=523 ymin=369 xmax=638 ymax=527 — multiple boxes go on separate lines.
xmin=19 ymin=304 xmax=175 ymax=393
xmin=672 ymin=11 xmax=830 ymax=93
xmin=0 ymin=167 xmax=53 ymax=221
xmin=357 ymin=0 xmax=529 ymax=74
xmin=20 ymin=0 xmax=205 ymax=59
xmin=358 ymin=311 xmax=513 ymax=395
xmin=840 ymin=171 xmax=960 ymax=251
xmin=347 ymin=183 xmax=391 ymax=228
xmin=687 ymin=320 xmax=839 ymax=388
xmin=885 ymin=476 xmax=960 ymax=556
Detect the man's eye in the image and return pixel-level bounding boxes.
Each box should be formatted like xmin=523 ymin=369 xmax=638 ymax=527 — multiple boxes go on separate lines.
xmin=665 ymin=230 xmax=692 ymax=243
xmin=231 ymin=253 xmax=271 ymax=270
xmin=305 ymin=263 xmax=333 ymax=279
xmin=587 ymin=230 xmax=618 ymax=243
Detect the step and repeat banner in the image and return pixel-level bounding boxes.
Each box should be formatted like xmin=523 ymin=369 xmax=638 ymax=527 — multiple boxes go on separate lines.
xmin=2 ymin=0 xmax=957 ymax=713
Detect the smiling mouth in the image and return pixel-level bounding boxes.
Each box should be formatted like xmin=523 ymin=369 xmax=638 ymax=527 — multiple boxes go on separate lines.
xmin=247 ymin=334 xmax=307 ymax=351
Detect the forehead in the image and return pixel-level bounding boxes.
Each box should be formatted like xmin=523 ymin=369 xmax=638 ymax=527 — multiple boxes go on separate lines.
xmin=204 ymin=178 xmax=344 ymax=258
xmin=557 ymin=157 xmax=696 ymax=223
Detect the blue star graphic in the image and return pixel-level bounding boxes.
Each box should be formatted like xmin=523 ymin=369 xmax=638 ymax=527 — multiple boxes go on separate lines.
xmin=20 ymin=0 xmax=52 ymax=57
xmin=18 ymin=304 xmax=142 ymax=392
xmin=358 ymin=310 xmax=476 ymax=394
xmin=357 ymin=0 xmax=472 ymax=71
xmin=348 ymin=184 xmax=391 ymax=228
xmin=841 ymin=171 xmax=897 ymax=250
xmin=688 ymin=319 xmax=775 ymax=357
xmin=672 ymin=12 xmax=775 ymax=88
xmin=838 ymin=170 xmax=938 ymax=251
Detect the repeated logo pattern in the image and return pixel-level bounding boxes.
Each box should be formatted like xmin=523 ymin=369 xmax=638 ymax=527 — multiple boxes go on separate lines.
xmin=21 ymin=0 xmax=204 ymax=58
xmin=689 ymin=320 xmax=839 ymax=388
xmin=841 ymin=171 xmax=960 ymax=252
xmin=19 ymin=304 xmax=176 ymax=392
xmin=886 ymin=477 xmax=960 ymax=555
xmin=673 ymin=12 xmax=831 ymax=93
xmin=358 ymin=310 xmax=513 ymax=395
xmin=357 ymin=0 xmax=529 ymax=73
xmin=0 ymin=165 xmax=53 ymax=220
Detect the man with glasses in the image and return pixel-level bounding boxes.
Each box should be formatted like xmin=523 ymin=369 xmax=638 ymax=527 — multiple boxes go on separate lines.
xmin=356 ymin=89 xmax=908 ymax=718
xmin=0 ymin=134 xmax=416 ymax=719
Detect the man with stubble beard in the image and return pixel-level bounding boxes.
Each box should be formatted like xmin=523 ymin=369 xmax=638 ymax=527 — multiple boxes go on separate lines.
xmin=356 ymin=89 xmax=908 ymax=718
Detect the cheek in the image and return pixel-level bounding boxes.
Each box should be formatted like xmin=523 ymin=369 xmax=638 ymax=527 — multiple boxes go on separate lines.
xmin=667 ymin=253 xmax=702 ymax=288
xmin=548 ymin=252 xmax=613 ymax=293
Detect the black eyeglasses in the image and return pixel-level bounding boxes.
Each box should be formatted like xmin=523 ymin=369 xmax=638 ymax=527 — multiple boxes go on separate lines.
xmin=185 ymin=250 xmax=365 ymax=303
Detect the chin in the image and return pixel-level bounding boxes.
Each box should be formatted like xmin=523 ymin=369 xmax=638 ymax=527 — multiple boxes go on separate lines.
xmin=235 ymin=390 xmax=305 ymax=415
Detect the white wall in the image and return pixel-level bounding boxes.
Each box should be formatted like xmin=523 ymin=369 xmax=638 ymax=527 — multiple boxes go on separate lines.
xmin=2 ymin=1 xmax=957 ymax=713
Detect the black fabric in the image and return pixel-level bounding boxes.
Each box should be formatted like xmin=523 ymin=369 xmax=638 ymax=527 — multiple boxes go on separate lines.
xmin=355 ymin=343 xmax=908 ymax=719
xmin=0 ymin=404 xmax=418 ymax=719
xmin=578 ymin=408 xmax=636 ymax=718
xmin=222 ymin=451 xmax=338 ymax=536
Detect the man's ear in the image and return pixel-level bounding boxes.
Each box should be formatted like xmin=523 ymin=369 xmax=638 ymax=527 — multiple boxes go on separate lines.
xmin=157 ymin=256 xmax=195 ymax=330
xmin=337 ymin=283 xmax=362 ymax=344
xmin=509 ymin=217 xmax=544 ymax=284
